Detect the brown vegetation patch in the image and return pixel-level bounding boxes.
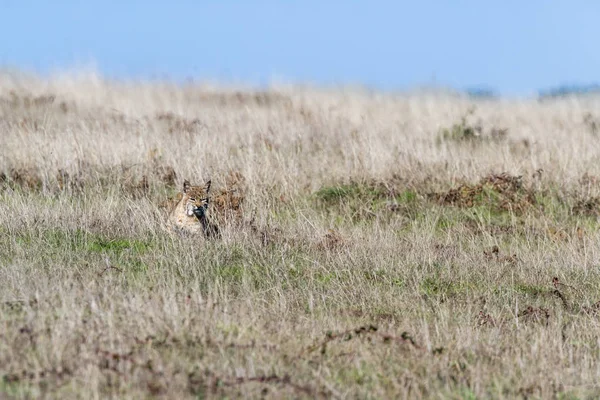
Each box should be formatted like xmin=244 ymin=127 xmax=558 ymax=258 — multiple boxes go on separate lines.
xmin=56 ymin=169 xmax=84 ymax=193
xmin=317 ymin=229 xmax=346 ymax=251
xmin=210 ymin=170 xmax=246 ymax=225
xmin=572 ymin=197 xmax=600 ymax=217
xmin=194 ymin=90 xmax=292 ymax=108
xmin=251 ymin=224 xmax=287 ymax=247
xmin=518 ymin=306 xmax=550 ymax=326
xmin=3 ymin=166 xmax=43 ymax=191
xmin=433 ymin=172 xmax=536 ymax=214
xmin=299 ymin=325 xmax=424 ymax=358
xmin=582 ymin=301 xmax=600 ymax=316
xmin=476 ymin=311 xmax=499 ymax=328
xmin=155 ymin=112 xmax=205 ymax=134
xmin=483 ymin=245 xmax=519 ymax=265
xmin=0 ymin=91 xmax=56 ymax=110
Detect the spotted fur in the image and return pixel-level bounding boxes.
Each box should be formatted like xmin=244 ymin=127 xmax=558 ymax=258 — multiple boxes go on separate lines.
xmin=168 ymin=179 xmax=219 ymax=238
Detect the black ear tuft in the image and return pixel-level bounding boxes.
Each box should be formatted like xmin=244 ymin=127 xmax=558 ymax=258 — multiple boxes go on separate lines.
xmin=183 ymin=180 xmax=191 ymax=193
xmin=205 ymin=180 xmax=212 ymax=193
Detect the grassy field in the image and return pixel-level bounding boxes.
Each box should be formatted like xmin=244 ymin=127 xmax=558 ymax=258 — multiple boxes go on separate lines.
xmin=3 ymin=73 xmax=600 ymax=399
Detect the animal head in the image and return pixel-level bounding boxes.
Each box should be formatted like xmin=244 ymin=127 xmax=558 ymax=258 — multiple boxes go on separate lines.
xmin=182 ymin=179 xmax=212 ymax=219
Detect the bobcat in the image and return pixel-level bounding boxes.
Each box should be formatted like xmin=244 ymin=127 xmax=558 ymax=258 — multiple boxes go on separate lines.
xmin=168 ymin=179 xmax=220 ymax=238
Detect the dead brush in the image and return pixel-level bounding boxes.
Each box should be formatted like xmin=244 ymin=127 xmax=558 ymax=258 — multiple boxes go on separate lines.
xmin=299 ymin=325 xmax=424 ymax=358
xmin=476 ymin=311 xmax=500 ymax=328
xmin=3 ymin=366 xmax=73 ymax=386
xmin=317 ymin=229 xmax=347 ymax=251
xmin=0 ymin=91 xmax=55 ymax=110
xmin=194 ymin=90 xmax=292 ymax=108
xmin=433 ymin=172 xmax=536 ymax=214
xmin=581 ymin=301 xmax=600 ymax=316
xmin=551 ymin=277 xmax=572 ymax=311
xmin=572 ymin=196 xmax=600 ymax=217
xmin=205 ymin=372 xmax=327 ymax=399
xmin=210 ymin=170 xmax=246 ymax=226
xmin=5 ymin=166 xmax=43 ymax=191
xmin=248 ymin=220 xmax=287 ymax=247
xmin=518 ymin=306 xmax=550 ymax=326
xmin=155 ymin=112 xmax=204 ymax=134
xmin=56 ymin=168 xmax=84 ymax=193
xmin=476 ymin=277 xmax=576 ymax=329
xmin=483 ymin=245 xmax=519 ymax=265
xmin=548 ymin=276 xmax=600 ymax=315
xmin=95 ymin=334 xmax=324 ymax=398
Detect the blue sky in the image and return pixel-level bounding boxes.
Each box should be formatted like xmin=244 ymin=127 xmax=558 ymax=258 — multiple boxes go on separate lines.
xmin=1 ymin=1 xmax=599 ymax=96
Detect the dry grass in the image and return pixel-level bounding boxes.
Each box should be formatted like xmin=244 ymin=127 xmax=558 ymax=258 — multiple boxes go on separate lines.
xmin=3 ymin=71 xmax=600 ymax=398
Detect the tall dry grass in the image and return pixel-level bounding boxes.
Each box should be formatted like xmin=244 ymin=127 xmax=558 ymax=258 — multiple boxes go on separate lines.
xmin=2 ymin=72 xmax=600 ymax=398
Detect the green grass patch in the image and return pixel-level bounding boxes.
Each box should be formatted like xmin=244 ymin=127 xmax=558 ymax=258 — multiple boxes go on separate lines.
xmin=315 ymin=182 xmax=385 ymax=205
xmin=29 ymin=228 xmax=153 ymax=256
xmin=0 ymin=379 xmax=40 ymax=399
xmin=313 ymin=182 xmax=419 ymax=224
xmin=87 ymin=237 xmax=150 ymax=254
xmin=396 ymin=189 xmax=418 ymax=204
xmin=420 ymin=276 xmax=479 ymax=299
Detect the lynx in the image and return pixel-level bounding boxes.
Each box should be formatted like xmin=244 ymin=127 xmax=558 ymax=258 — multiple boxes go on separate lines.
xmin=168 ymin=179 xmax=219 ymax=238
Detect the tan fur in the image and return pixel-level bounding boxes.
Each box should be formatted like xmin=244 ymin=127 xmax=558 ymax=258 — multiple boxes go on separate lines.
xmin=168 ymin=179 xmax=212 ymax=236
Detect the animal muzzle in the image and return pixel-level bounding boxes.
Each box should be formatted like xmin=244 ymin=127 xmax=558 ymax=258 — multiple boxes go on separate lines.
xmin=192 ymin=204 xmax=208 ymax=219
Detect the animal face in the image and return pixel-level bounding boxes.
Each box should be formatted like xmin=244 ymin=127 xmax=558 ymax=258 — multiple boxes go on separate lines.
xmin=183 ymin=179 xmax=212 ymax=219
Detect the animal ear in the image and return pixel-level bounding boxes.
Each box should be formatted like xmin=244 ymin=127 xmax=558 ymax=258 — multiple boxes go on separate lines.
xmin=183 ymin=180 xmax=191 ymax=193
xmin=205 ymin=180 xmax=212 ymax=193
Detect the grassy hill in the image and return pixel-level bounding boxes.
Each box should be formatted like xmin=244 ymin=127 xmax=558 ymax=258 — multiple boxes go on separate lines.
xmin=2 ymin=73 xmax=600 ymax=398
